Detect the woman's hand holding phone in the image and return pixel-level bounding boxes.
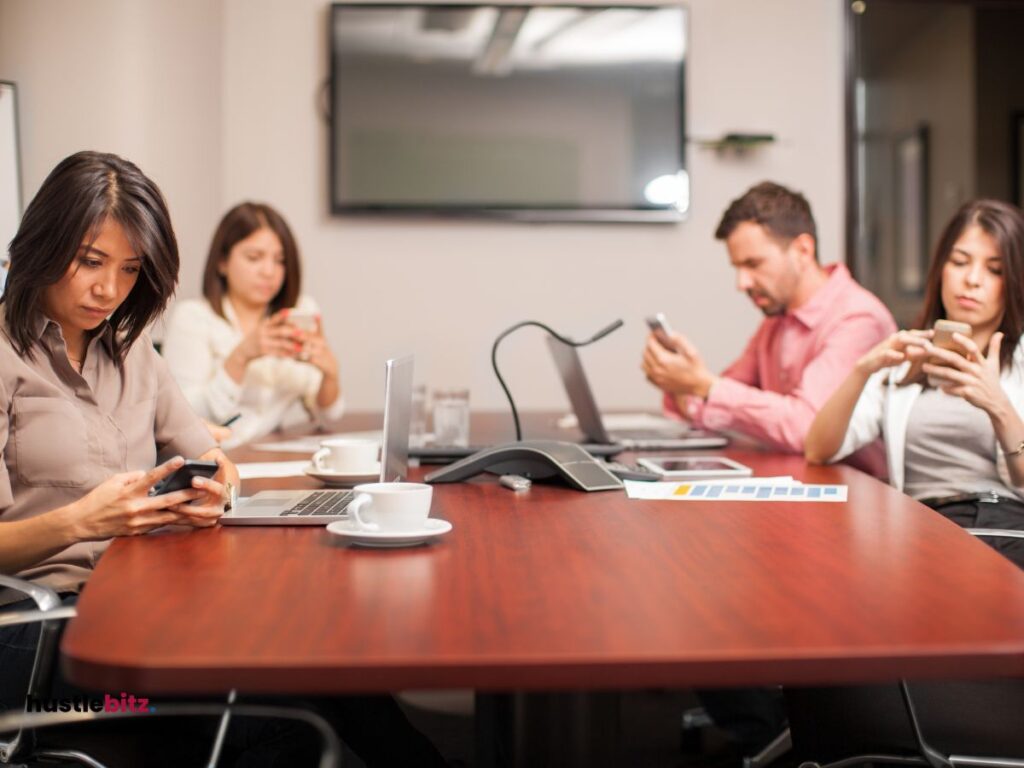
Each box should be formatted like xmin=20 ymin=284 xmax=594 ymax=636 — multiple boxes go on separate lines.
xmin=67 ymin=457 xmax=212 ymax=541
xmin=854 ymin=330 xmax=933 ymax=376
xmin=923 ymin=330 xmax=1013 ymax=417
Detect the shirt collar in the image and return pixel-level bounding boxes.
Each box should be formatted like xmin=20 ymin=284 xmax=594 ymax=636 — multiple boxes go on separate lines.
xmin=789 ymin=264 xmax=852 ymax=329
xmin=33 ymin=312 xmax=116 ymax=356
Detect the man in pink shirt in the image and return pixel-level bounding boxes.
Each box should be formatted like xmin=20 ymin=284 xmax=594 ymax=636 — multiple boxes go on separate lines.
xmin=643 ymin=181 xmax=896 ymax=457
xmin=643 ymin=182 xmax=896 ymax=761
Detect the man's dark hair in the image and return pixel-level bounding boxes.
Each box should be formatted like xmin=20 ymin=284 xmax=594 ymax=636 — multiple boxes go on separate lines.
xmin=714 ymin=181 xmax=818 ymax=260
xmin=2 ymin=150 xmax=178 ymax=361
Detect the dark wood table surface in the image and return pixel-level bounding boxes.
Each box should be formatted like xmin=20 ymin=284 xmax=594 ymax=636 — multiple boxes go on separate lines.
xmin=62 ymin=412 xmax=1024 ymax=694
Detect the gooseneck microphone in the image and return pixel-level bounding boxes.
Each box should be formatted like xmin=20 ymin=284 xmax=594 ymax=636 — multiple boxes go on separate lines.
xmin=491 ymin=319 xmax=624 ymax=441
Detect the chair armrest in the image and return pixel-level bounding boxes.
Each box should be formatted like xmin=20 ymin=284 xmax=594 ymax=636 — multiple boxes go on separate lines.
xmin=0 ymin=574 xmax=62 ymax=611
xmin=0 ymin=605 xmax=77 ymax=629
xmin=966 ymin=528 xmax=1024 ymax=541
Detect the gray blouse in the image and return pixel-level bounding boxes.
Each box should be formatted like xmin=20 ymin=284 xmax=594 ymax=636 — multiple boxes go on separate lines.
xmin=903 ymin=385 xmax=1016 ymax=501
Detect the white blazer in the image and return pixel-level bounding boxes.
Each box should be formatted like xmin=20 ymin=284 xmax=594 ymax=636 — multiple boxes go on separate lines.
xmin=831 ymin=339 xmax=1024 ymax=498
xmin=161 ymin=295 xmax=345 ymax=448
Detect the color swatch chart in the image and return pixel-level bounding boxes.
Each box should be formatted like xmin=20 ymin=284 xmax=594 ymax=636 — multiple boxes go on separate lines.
xmin=672 ymin=482 xmax=847 ymax=502
xmin=623 ymin=477 xmax=848 ymax=503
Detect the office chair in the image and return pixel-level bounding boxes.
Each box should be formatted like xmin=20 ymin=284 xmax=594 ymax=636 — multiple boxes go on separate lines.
xmin=681 ymin=706 xmax=791 ymax=768
xmin=789 ymin=529 xmax=1024 ymax=768
xmin=0 ymin=574 xmax=342 ymax=768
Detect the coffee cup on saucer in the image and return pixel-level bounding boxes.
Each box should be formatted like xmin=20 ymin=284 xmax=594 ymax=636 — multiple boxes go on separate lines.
xmin=311 ymin=438 xmax=380 ymax=475
xmin=348 ymin=482 xmax=433 ymax=532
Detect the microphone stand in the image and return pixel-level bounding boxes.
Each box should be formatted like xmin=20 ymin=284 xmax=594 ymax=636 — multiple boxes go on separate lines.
xmin=491 ymin=319 xmax=624 ymax=442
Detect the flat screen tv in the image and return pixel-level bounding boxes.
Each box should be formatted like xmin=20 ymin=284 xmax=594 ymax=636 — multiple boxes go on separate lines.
xmin=329 ymin=4 xmax=687 ymax=222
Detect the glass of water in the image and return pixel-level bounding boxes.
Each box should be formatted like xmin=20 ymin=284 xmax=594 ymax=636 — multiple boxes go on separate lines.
xmin=432 ymin=388 xmax=470 ymax=447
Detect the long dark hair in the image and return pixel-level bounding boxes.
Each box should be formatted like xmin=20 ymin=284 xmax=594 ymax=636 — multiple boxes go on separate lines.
xmin=201 ymin=202 xmax=301 ymax=320
xmin=915 ymin=200 xmax=1024 ymax=372
xmin=2 ymin=151 xmax=178 ymax=361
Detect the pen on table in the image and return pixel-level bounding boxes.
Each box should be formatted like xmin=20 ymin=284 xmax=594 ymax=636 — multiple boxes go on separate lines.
xmin=220 ymin=414 xmax=241 ymax=428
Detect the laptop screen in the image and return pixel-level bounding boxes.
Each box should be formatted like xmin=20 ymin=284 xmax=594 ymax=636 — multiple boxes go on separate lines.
xmin=545 ymin=336 xmax=611 ymax=444
xmin=381 ymin=355 xmax=414 ymax=482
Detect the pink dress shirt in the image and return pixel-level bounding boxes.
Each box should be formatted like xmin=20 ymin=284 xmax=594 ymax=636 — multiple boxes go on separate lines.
xmin=665 ymin=264 xmax=896 ymax=455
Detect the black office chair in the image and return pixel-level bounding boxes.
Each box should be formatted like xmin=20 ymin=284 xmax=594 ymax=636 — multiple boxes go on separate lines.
xmin=0 ymin=574 xmax=342 ymax=768
xmin=788 ymin=529 xmax=1024 ymax=768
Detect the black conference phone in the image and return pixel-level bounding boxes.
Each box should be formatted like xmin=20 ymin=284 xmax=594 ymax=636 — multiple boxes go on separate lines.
xmin=423 ymin=440 xmax=623 ymax=492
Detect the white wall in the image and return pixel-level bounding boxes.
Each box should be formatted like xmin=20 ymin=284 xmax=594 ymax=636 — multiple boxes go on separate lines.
xmin=1 ymin=0 xmax=845 ymax=412
xmin=0 ymin=0 xmax=223 ymax=305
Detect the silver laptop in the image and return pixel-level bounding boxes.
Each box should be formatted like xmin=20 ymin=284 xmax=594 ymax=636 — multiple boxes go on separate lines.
xmin=545 ymin=337 xmax=727 ymax=451
xmin=222 ymin=355 xmax=414 ymax=525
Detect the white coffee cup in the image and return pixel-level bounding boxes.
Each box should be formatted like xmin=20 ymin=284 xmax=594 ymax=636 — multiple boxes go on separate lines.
xmin=348 ymin=482 xmax=433 ymax=532
xmin=312 ymin=438 xmax=380 ymax=474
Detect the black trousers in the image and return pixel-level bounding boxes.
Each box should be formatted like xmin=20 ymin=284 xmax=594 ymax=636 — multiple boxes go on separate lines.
xmin=0 ymin=594 xmax=446 ymax=768
xmin=929 ymin=496 xmax=1024 ymax=569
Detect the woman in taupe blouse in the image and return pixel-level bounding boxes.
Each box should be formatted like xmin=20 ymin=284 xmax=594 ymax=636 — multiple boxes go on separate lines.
xmin=0 ymin=152 xmax=446 ymax=767
xmin=0 ymin=151 xmax=237 ymax=760
xmin=0 ymin=152 xmax=231 ymax=602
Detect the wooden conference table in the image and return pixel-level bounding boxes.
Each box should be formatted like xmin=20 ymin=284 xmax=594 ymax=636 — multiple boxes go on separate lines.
xmin=61 ymin=412 xmax=1024 ymax=759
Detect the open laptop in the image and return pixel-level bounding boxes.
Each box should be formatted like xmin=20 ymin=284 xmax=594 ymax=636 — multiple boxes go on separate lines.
xmin=545 ymin=336 xmax=728 ymax=451
xmin=222 ymin=355 xmax=414 ymax=525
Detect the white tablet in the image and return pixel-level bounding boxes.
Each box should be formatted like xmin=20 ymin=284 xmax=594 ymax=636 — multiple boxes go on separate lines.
xmin=635 ymin=456 xmax=752 ymax=479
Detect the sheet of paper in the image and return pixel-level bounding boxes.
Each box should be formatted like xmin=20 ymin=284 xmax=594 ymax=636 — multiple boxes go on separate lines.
xmin=623 ymin=477 xmax=848 ymax=502
xmin=252 ymin=430 xmax=382 ymax=453
xmin=236 ymin=461 xmax=310 ymax=480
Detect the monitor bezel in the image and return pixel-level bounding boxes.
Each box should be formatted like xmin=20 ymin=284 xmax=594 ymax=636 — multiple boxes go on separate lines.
xmin=327 ymin=2 xmax=688 ymax=224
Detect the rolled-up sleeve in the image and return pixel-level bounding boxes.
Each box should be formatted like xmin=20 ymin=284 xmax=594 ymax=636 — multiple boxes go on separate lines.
xmin=830 ymin=369 xmax=887 ymax=463
xmin=699 ymin=313 xmax=891 ymax=453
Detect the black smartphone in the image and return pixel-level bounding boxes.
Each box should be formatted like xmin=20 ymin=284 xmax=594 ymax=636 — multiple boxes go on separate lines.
xmin=149 ymin=460 xmax=219 ymax=496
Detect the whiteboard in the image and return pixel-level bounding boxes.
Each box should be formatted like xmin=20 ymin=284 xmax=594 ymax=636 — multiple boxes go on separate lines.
xmin=0 ymin=81 xmax=22 ymax=267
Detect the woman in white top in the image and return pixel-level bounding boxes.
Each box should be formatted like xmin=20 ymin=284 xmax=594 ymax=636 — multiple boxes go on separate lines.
xmin=806 ymin=199 xmax=1024 ymax=567
xmin=163 ymin=202 xmax=344 ymax=447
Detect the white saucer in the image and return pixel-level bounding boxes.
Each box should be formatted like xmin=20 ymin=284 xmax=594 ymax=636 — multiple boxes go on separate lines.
xmin=304 ymin=464 xmax=380 ymax=486
xmin=326 ymin=518 xmax=453 ymax=548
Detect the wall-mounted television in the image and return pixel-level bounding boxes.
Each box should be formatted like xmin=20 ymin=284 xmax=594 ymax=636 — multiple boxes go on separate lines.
xmin=329 ymin=4 xmax=688 ymax=223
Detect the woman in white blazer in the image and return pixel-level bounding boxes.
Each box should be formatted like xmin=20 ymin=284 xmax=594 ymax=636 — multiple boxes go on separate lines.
xmin=806 ymin=199 xmax=1024 ymax=567
xmin=162 ymin=202 xmax=344 ymax=447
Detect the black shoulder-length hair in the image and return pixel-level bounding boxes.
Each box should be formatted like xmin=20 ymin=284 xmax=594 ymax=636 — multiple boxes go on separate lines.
xmin=201 ymin=202 xmax=301 ymax=320
xmin=1 ymin=150 xmax=178 ymax=361
xmin=915 ymin=199 xmax=1024 ymax=372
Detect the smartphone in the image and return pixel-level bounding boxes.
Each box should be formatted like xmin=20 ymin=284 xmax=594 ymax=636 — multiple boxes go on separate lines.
xmin=286 ymin=312 xmax=318 ymax=333
xmin=932 ymin=319 xmax=972 ymax=353
xmin=928 ymin=319 xmax=972 ymax=387
xmin=149 ymin=460 xmax=219 ymax=496
xmin=645 ymin=312 xmax=677 ymax=351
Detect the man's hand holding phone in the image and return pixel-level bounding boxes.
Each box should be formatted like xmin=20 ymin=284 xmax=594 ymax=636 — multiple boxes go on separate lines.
xmin=641 ymin=313 xmax=717 ymax=399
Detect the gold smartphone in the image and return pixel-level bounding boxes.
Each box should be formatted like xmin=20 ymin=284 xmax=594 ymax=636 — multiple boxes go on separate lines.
xmin=928 ymin=319 xmax=972 ymax=387
xmin=932 ymin=319 xmax=972 ymax=353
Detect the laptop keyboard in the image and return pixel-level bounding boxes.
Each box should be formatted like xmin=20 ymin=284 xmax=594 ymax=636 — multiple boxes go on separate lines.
xmin=283 ymin=491 xmax=354 ymax=517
